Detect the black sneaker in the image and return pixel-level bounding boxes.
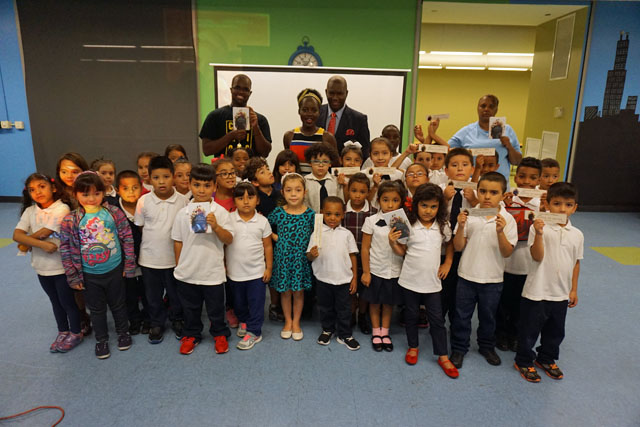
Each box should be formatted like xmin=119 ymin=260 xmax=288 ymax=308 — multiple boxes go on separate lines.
xmin=171 ymin=319 xmax=184 ymax=340
xmin=479 ymin=348 xmax=502 ymax=366
xmin=514 ymin=362 xmax=541 ymax=383
xmin=337 ymin=336 xmax=360 ymax=351
xmin=535 ymin=360 xmax=564 ymax=379
xmin=129 ymin=321 xmax=142 ymax=336
xmin=496 ymin=335 xmax=510 ymax=352
xmin=118 ymin=333 xmax=132 ymax=351
xmin=141 ymin=320 xmax=151 ymax=335
xmin=95 ymin=341 xmax=110 ymax=359
xmin=357 ymin=314 xmax=370 ymax=335
xmin=317 ymin=330 xmax=333 ymax=346
xmin=450 ymin=351 xmax=464 ymax=369
xmin=148 ymin=326 xmax=164 ymax=344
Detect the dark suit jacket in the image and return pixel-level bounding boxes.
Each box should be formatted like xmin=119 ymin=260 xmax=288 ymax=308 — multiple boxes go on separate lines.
xmin=317 ymin=104 xmax=371 ymax=159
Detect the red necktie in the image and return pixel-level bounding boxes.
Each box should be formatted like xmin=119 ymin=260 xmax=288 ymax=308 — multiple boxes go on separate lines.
xmin=328 ymin=112 xmax=336 ymax=135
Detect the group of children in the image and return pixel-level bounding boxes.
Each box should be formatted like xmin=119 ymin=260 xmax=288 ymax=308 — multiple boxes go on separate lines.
xmin=14 ymin=127 xmax=583 ymax=383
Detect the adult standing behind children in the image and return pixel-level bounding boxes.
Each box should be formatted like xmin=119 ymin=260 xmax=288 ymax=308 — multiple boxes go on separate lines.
xmin=200 ymin=74 xmax=272 ymax=158
xmin=445 ymin=94 xmax=522 ymax=182
xmin=317 ymin=76 xmax=371 ymax=159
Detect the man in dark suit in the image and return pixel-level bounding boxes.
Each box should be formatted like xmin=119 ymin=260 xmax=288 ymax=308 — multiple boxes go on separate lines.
xmin=317 ymin=75 xmax=371 ymax=160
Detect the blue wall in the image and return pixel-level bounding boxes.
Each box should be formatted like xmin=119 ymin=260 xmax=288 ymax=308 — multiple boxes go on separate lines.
xmin=0 ymin=0 xmax=36 ymax=197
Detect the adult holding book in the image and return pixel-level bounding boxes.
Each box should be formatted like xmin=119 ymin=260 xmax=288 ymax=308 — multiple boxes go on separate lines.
xmin=441 ymin=94 xmax=522 ymax=181
xmin=200 ymin=74 xmax=272 ymax=158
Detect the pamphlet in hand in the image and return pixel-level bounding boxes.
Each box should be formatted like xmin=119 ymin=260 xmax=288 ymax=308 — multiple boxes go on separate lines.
xmin=382 ymin=208 xmax=411 ymax=244
xmin=188 ymin=202 xmax=211 ymax=233
xmin=232 ymin=107 xmax=250 ymax=130
xmin=311 ymin=214 xmax=324 ymax=248
xmin=489 ymin=117 xmax=506 ymax=139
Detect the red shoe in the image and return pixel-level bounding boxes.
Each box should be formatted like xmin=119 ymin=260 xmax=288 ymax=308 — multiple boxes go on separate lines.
xmin=214 ymin=335 xmax=229 ymax=354
xmin=438 ymin=358 xmax=459 ymax=378
xmin=226 ymin=309 xmax=239 ymax=328
xmin=179 ymin=336 xmax=200 ymax=355
xmin=405 ymin=348 xmax=419 ymax=365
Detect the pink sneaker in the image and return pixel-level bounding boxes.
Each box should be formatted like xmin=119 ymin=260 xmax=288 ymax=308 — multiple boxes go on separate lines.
xmin=50 ymin=332 xmax=69 ymax=353
xmin=226 ymin=309 xmax=239 ymax=328
xmin=57 ymin=332 xmax=83 ymax=353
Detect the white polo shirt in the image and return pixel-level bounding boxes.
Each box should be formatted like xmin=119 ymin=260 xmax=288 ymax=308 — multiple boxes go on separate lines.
xmin=134 ymin=190 xmax=188 ymax=269
xmin=505 ymin=195 xmax=541 ymax=275
xmin=399 ymin=221 xmax=451 ymax=294
xmin=225 ymin=211 xmax=272 ymax=281
xmin=363 ymin=154 xmax=412 ymax=171
xmin=307 ymin=224 xmax=358 ymax=285
xmin=16 ymin=200 xmax=70 ymax=276
xmin=429 ymin=169 xmax=449 ymax=186
xmin=522 ymin=220 xmax=584 ymax=301
xmin=455 ymin=205 xmax=518 ymax=283
xmin=171 ymin=201 xmax=233 ymax=286
xmin=362 ymin=211 xmax=404 ymax=279
xmin=304 ymin=173 xmax=340 ymax=214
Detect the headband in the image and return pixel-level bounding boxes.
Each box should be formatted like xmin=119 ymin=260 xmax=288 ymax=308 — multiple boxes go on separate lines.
xmin=344 ymin=141 xmax=362 ymax=149
xmin=297 ymin=89 xmax=322 ymax=106
xmin=281 ymin=171 xmax=304 ymax=184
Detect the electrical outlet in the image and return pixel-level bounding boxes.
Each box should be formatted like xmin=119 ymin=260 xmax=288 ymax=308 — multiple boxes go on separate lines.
xmin=15 ymin=121 xmax=24 ymax=129
xmin=0 ymin=121 xmax=11 ymax=129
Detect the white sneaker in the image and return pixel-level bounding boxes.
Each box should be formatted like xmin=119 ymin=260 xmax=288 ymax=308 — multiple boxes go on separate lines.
xmin=237 ymin=332 xmax=262 ymax=350
xmin=237 ymin=323 xmax=247 ymax=337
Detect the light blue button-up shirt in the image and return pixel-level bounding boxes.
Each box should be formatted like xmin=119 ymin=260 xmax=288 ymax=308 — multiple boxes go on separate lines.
xmin=448 ymin=121 xmax=521 ymax=181
xmin=325 ymin=104 xmax=346 ymax=132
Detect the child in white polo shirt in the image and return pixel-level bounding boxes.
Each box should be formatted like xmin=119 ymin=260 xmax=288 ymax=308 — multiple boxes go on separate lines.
xmin=304 ymin=143 xmax=340 ymax=214
xmin=172 ymin=164 xmax=233 ymax=355
xmin=307 ymin=196 xmax=360 ymax=351
xmin=226 ymin=182 xmax=273 ymax=351
xmin=134 ymin=156 xmax=188 ymax=344
xmin=514 ymin=182 xmax=583 ymax=382
xmin=450 ymin=172 xmax=518 ymax=369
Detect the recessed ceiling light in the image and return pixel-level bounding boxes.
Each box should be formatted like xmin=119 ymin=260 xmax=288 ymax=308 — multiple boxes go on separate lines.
xmin=430 ymin=51 xmax=483 ymax=56
xmin=419 ymin=50 xmax=426 ymax=54
xmin=445 ymin=66 xmax=485 ymax=70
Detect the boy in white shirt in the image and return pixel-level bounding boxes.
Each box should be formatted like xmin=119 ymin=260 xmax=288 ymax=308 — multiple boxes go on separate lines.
xmin=307 ymin=197 xmax=360 ymax=351
xmin=172 ymin=164 xmax=233 ymax=355
xmin=514 ymin=182 xmax=583 ymax=382
xmin=226 ymin=182 xmax=273 ymax=350
xmin=134 ymin=156 xmax=188 ymax=344
xmin=450 ymin=172 xmax=518 ymax=369
xmin=304 ymin=143 xmax=340 ymax=213
xmin=497 ymin=157 xmax=542 ymax=352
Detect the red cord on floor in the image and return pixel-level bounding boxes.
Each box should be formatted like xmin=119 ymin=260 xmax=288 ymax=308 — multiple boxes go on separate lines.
xmin=0 ymin=406 xmax=65 ymax=427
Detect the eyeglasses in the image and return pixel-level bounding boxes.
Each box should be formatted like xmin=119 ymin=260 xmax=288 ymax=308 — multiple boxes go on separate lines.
xmin=231 ymin=86 xmax=251 ymax=93
xmin=310 ymin=160 xmax=331 ymax=165
xmin=217 ymin=171 xmax=237 ymax=178
xmin=406 ymin=172 xmax=427 ymax=178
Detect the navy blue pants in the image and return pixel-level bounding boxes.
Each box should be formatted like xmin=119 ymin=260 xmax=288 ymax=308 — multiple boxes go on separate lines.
xmin=38 ymin=274 xmax=81 ymax=335
xmin=515 ymin=298 xmax=568 ymax=367
xmin=440 ymin=251 xmax=462 ymax=324
xmin=403 ymin=288 xmax=448 ymax=354
xmin=176 ymin=280 xmax=230 ymax=340
xmin=451 ymin=277 xmax=503 ymax=354
xmin=316 ymin=280 xmax=352 ymax=339
xmin=230 ymin=278 xmax=266 ymax=336
xmin=125 ymin=275 xmax=149 ymax=324
xmin=496 ymin=272 xmax=527 ymax=341
xmin=83 ymin=264 xmax=128 ymax=342
xmin=142 ymin=267 xmax=183 ymax=328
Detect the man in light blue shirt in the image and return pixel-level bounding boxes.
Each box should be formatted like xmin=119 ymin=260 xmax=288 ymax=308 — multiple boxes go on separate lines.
xmin=448 ymin=95 xmax=522 ymax=181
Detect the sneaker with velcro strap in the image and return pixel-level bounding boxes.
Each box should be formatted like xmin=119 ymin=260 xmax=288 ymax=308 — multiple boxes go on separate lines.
xmin=336 ymin=336 xmax=360 ymax=351
xmin=316 ymin=331 xmax=333 ymax=346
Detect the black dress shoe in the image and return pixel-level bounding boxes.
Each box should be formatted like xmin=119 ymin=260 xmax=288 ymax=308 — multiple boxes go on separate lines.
xmin=508 ymin=339 xmax=518 ymax=353
xmin=496 ymin=335 xmax=510 ymax=352
xmin=371 ymin=336 xmax=383 ymax=352
xmin=450 ymin=351 xmax=464 ymax=369
xmin=479 ymin=348 xmax=502 ymax=366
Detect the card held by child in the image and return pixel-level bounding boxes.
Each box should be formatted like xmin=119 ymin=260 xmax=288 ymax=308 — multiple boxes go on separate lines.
xmin=513 ymin=188 xmax=546 ymax=198
xmin=489 ymin=117 xmax=506 ymax=140
xmin=427 ymin=113 xmax=450 ymax=121
xmin=528 ymin=211 xmax=567 ymax=225
xmin=332 ymin=167 xmax=361 ymax=177
xmin=188 ymin=202 xmax=212 ymax=233
xmin=450 ymin=180 xmax=477 ymax=190
xmin=466 ymin=207 xmax=499 ymax=217
xmin=232 ymin=107 xmax=250 ymax=131
xmin=367 ymin=167 xmax=397 ymax=176
xmin=470 ymin=148 xmax=495 ymax=157
xmin=312 ymin=214 xmax=324 ymax=248
xmin=418 ymin=144 xmax=448 ymax=154
xmin=382 ymin=208 xmax=410 ymax=244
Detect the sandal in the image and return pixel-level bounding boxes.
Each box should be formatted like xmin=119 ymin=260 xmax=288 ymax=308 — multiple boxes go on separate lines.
xmin=381 ymin=335 xmax=393 ymax=352
xmin=371 ymin=335 xmax=383 ymax=352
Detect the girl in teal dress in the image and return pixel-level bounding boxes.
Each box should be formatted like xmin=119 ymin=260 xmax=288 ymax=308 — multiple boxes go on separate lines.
xmin=267 ymin=173 xmax=314 ymax=341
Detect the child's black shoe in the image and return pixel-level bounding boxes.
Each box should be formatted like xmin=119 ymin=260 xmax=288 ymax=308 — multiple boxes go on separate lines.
xmin=535 ymin=360 xmax=564 ymax=379
xmin=514 ymin=362 xmax=541 ymax=383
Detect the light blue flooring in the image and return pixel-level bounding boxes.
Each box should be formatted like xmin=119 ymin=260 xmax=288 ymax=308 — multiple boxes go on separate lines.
xmin=0 ymin=203 xmax=639 ymax=426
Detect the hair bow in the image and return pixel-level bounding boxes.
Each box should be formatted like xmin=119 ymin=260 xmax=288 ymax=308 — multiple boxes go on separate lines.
xmin=344 ymin=140 xmax=362 ymax=149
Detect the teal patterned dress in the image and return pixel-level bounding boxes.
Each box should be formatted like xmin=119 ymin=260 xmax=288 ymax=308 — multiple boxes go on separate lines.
xmin=267 ymin=206 xmax=315 ymax=292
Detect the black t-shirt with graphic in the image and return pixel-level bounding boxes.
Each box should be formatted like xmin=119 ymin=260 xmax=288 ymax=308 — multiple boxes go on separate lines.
xmin=199 ymin=105 xmax=271 ymax=157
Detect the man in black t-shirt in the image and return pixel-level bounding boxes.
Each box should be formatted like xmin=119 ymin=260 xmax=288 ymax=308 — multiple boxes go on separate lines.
xmin=200 ymin=74 xmax=272 ymax=157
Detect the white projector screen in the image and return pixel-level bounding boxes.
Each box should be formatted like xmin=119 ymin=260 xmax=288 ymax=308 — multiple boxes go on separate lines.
xmin=210 ymin=64 xmax=409 ymax=167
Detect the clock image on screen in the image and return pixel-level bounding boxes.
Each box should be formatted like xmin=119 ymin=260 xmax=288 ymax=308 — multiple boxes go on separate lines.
xmin=288 ymin=36 xmax=322 ymax=67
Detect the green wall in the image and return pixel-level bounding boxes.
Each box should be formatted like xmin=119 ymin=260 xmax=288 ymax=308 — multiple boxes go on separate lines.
xmin=196 ymin=0 xmax=419 ymax=159
xmin=523 ymin=8 xmax=588 ymax=177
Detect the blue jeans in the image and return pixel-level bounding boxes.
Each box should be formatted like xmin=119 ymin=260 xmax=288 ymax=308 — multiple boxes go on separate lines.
xmin=230 ymin=278 xmax=266 ymax=336
xmin=451 ymin=277 xmax=503 ymax=354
